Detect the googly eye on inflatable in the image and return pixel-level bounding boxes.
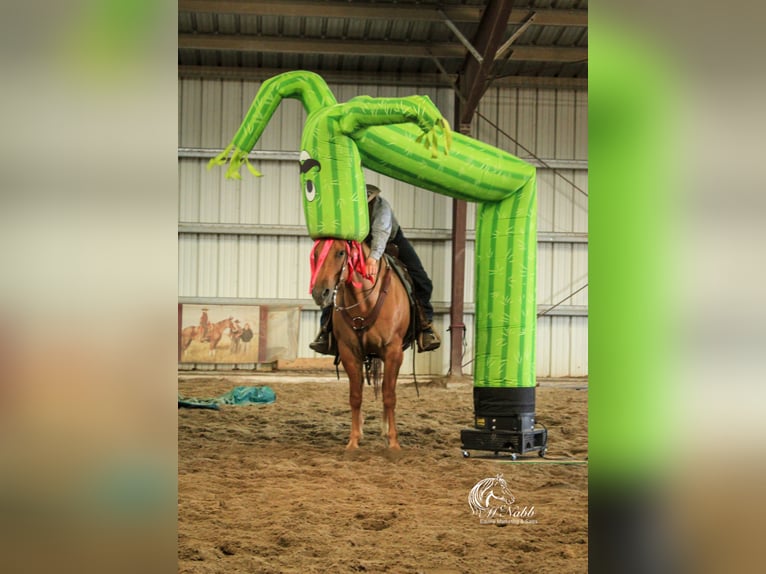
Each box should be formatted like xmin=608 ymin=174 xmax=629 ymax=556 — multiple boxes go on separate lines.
xmin=299 ymin=150 xmax=320 ymax=202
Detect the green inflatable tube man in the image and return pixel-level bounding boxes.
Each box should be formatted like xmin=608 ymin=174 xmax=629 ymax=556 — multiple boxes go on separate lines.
xmin=210 ymin=71 xmax=543 ymax=453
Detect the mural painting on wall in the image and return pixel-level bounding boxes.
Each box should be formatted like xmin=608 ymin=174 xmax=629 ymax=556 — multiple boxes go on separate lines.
xmin=179 ymin=304 xmax=299 ymax=364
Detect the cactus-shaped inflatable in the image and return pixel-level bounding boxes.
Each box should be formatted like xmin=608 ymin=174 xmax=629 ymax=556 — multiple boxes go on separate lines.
xmin=210 ymin=71 xmax=541 ymax=451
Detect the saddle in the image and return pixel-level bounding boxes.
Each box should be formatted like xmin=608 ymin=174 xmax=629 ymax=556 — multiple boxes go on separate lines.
xmin=381 ymin=248 xmax=426 ymax=352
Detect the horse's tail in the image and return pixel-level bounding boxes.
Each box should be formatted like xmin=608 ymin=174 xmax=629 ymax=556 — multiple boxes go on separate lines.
xmin=364 ymin=356 xmax=383 ymax=401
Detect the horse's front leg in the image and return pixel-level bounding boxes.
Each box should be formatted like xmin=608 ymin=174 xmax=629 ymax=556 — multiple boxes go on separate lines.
xmin=382 ymin=346 xmax=404 ymax=450
xmin=339 ymin=343 xmax=364 ymax=450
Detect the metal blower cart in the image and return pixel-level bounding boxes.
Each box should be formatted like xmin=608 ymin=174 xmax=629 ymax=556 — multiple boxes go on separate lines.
xmin=460 ymin=386 xmax=548 ymax=460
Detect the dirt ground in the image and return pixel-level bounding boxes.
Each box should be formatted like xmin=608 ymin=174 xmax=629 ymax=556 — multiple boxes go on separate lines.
xmin=178 ymin=373 xmax=588 ymax=573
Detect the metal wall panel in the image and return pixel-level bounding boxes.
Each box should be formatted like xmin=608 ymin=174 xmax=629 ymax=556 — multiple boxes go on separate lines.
xmin=569 ymin=316 xmax=588 ymax=377
xmin=550 ymin=316 xmax=574 ymax=376
xmin=179 ymin=79 xmax=202 ymax=147
xmin=556 ymin=90 xmax=576 ymax=160
xmin=537 ymin=90 xmax=556 ymax=158
xmin=573 ymin=171 xmax=589 ymax=232
xmin=237 ymin=235 xmax=258 ymax=297
xmin=178 ymin=234 xmax=198 ymax=296
xmin=570 ymin=243 xmax=589 ymax=307
xmin=197 ymin=235 xmax=218 ymax=296
xmin=178 ymin=159 xmax=199 ymax=222
xmin=217 ymin=235 xmax=239 ymax=297
xmin=574 ymin=90 xmax=588 ymax=161
xmin=537 ymin=170 xmax=556 ymax=233
xmin=536 ymin=316 xmax=553 ymax=378
xmin=178 ymin=78 xmax=587 ymax=377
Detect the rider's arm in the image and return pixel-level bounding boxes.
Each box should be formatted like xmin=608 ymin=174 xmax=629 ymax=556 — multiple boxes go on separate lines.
xmin=368 ymin=197 xmax=394 ymax=261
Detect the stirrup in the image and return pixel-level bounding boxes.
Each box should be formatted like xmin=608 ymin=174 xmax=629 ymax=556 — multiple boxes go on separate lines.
xmin=417 ymin=327 xmax=441 ymax=353
xmin=309 ymin=331 xmax=337 ymax=356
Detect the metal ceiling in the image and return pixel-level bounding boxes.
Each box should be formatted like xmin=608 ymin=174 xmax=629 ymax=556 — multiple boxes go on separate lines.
xmin=178 ymin=0 xmax=587 ymax=90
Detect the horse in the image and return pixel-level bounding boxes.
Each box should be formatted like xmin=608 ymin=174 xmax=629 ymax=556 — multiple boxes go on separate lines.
xmin=205 ymin=317 xmax=234 ymax=357
xmin=180 ymin=325 xmax=200 ymax=355
xmin=310 ymin=238 xmax=411 ymax=450
xmin=468 ymin=474 xmax=516 ymax=519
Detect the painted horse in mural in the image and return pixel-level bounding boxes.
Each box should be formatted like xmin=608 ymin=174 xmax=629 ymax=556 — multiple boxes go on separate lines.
xmin=180 ymin=325 xmax=201 ymax=356
xmin=205 ymin=317 xmax=234 ymax=357
xmin=181 ymin=317 xmax=235 ymax=358
xmin=310 ymin=238 xmax=411 ymax=450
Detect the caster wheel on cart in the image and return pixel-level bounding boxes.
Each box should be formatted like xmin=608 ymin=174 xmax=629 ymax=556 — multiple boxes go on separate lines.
xmin=509 ymin=453 xmax=517 ymax=461
xmin=538 ymin=448 xmax=547 ymax=458
xmin=462 ymin=450 xmax=470 ymax=458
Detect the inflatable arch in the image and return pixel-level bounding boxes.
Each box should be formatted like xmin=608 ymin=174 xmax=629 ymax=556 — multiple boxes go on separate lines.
xmin=210 ymin=71 xmax=545 ymax=455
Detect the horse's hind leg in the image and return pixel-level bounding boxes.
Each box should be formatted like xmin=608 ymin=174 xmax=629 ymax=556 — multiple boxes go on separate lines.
xmin=382 ymin=348 xmax=404 ymax=450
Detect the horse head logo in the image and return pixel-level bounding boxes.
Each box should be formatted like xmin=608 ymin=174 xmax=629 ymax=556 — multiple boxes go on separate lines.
xmin=468 ymin=474 xmax=516 ymax=519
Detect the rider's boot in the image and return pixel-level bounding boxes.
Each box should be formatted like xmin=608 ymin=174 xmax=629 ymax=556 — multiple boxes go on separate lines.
xmin=415 ymin=303 xmax=441 ymax=352
xmin=418 ymin=323 xmax=441 ymax=352
xmin=309 ymin=329 xmax=334 ymax=355
xmin=309 ymin=308 xmax=336 ymax=355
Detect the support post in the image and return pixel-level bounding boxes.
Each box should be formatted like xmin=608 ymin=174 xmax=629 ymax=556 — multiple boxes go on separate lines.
xmin=449 ymin=198 xmax=467 ymax=377
xmin=448 ymin=99 xmax=471 ymax=378
xmin=258 ymin=305 xmax=269 ymax=364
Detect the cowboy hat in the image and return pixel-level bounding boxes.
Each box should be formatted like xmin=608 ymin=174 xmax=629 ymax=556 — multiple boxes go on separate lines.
xmin=365 ymin=184 xmax=381 ymax=202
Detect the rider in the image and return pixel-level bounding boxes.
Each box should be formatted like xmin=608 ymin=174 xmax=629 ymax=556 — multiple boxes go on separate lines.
xmin=199 ymin=308 xmax=210 ymax=342
xmin=310 ymin=184 xmax=441 ymax=354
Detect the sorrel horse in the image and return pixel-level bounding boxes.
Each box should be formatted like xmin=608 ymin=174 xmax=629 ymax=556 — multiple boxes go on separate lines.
xmin=205 ymin=317 xmax=234 ymax=357
xmin=180 ymin=325 xmax=200 ymax=355
xmin=181 ymin=317 xmax=234 ymax=357
xmin=310 ymin=238 xmax=411 ymax=450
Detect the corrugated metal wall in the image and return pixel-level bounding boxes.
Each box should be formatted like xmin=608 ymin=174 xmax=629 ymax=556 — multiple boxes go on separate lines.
xmin=178 ymin=78 xmax=587 ymax=377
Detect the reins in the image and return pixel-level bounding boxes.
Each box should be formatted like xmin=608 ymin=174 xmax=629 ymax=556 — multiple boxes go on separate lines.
xmin=333 ymin=259 xmax=382 ymax=312
xmin=337 ymin=267 xmax=392 ymax=333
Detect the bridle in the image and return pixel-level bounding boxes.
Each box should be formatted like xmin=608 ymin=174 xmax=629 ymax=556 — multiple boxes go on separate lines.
xmin=310 ymin=239 xmax=381 ymax=312
xmin=335 ymin=249 xmax=383 ymax=313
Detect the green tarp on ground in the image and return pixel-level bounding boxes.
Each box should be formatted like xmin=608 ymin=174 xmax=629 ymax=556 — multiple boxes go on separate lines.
xmin=178 ymin=386 xmax=276 ymax=410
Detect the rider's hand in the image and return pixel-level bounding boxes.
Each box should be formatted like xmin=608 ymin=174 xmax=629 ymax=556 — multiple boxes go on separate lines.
xmin=366 ymin=256 xmax=379 ymax=279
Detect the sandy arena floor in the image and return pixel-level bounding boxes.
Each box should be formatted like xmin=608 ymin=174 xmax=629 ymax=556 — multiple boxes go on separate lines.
xmin=178 ymin=373 xmax=588 ymax=573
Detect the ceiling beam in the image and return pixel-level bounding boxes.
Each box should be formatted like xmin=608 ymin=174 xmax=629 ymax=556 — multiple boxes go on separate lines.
xmin=496 ymin=12 xmax=537 ymax=60
xmin=178 ymin=65 xmax=588 ymax=90
xmin=178 ymin=1 xmax=587 ymax=27
xmin=458 ymin=0 xmax=514 ymax=125
xmin=179 ymin=33 xmax=465 ymax=58
xmin=509 ymin=45 xmax=587 ymax=63
xmin=179 ymin=0 xmax=482 ymax=21
xmin=178 ymin=33 xmax=587 ymax=63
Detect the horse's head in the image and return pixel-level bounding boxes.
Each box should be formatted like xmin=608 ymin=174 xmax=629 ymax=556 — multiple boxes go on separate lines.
xmin=492 ymin=475 xmax=515 ymax=506
xmin=468 ymin=474 xmax=516 ymax=517
xmin=309 ymin=239 xmax=348 ymax=308
xmin=309 ymin=239 xmax=372 ymax=307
